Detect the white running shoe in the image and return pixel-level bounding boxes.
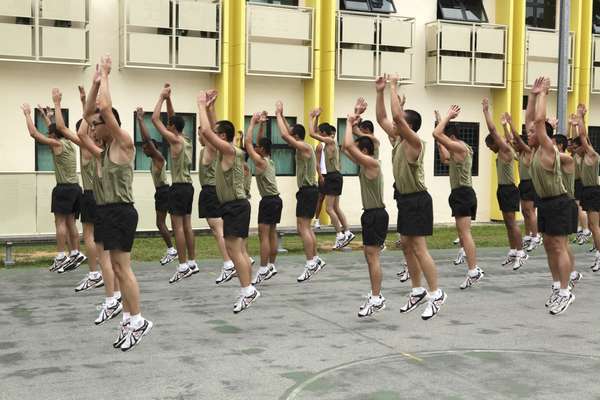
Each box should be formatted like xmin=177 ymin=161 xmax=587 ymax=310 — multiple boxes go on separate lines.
xmin=512 ymin=254 xmax=529 ymax=271
xmin=578 ymin=231 xmax=592 ymax=245
xmin=59 ymin=252 xmax=87 ymax=273
xmin=169 ymin=267 xmax=192 ymax=284
xmin=459 ymin=267 xmax=484 ymax=289
xmin=233 ymin=288 xmax=261 ymax=313
xmin=297 ymin=263 xmax=320 ymax=282
xmin=160 ymin=249 xmax=178 ymax=266
xmin=549 ymin=293 xmax=575 ymax=315
xmin=421 ymin=291 xmax=447 ymax=320
xmin=399 ymin=290 xmax=427 ymax=313
xmin=188 ymin=262 xmax=200 ymax=275
xmin=570 ymin=271 xmax=583 ymax=287
xmin=453 ymin=237 xmax=460 ymax=245
xmin=49 ymin=256 xmax=70 ymax=272
xmin=216 ymin=267 xmax=237 ymax=284
xmin=396 ymin=267 xmax=410 ymax=283
xmin=453 ymin=248 xmax=466 ymax=265
xmin=113 ymin=320 xmax=130 ymax=348
xmin=252 ymin=264 xmax=278 ymax=286
xmin=344 ymin=231 xmax=356 ymax=247
xmin=74 ymin=273 xmax=104 ymax=292
xmin=526 ymin=237 xmax=542 ymax=252
xmin=95 ymin=300 xmax=123 ymax=325
xmin=333 ymin=234 xmax=345 ymax=250
xmin=545 ymin=288 xmax=559 ymax=308
xmin=314 ymin=220 xmax=321 ymax=230
xmin=501 ymin=253 xmax=516 ymax=267
xmin=591 ymin=256 xmax=600 ymax=272
xmin=120 ymin=319 xmax=153 ymax=352
xmin=358 ymin=295 xmax=386 ymax=318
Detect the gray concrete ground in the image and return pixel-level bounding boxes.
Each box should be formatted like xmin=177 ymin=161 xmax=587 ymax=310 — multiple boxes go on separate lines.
xmin=1 ymin=246 xmax=600 ymax=400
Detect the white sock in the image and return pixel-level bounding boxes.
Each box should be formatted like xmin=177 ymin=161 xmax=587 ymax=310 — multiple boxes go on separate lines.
xmin=596 ymin=251 xmax=600 ymax=259
xmin=259 ymin=265 xmax=269 ymax=274
xmin=224 ymin=260 xmax=234 ymax=269
xmin=130 ymin=313 xmax=143 ymax=329
xmin=188 ymin=259 xmax=196 ymax=266
xmin=123 ymin=312 xmax=130 ymax=322
xmin=336 ymin=232 xmax=344 ymax=240
xmin=468 ymin=268 xmax=480 ymax=277
xmin=370 ymin=294 xmax=383 ymax=304
xmin=56 ymin=252 xmax=66 ymax=260
xmin=570 ymin=271 xmax=579 ymax=279
xmin=584 ymin=229 xmax=591 ymax=235
xmin=558 ymin=288 xmax=570 ymax=297
xmin=178 ymin=263 xmax=188 ymax=272
xmin=429 ymin=289 xmax=442 ymax=299
xmin=524 ymin=235 xmax=532 ymax=241
xmin=267 ymin=262 xmax=275 ymax=268
xmin=508 ymin=249 xmax=517 ymax=256
xmin=517 ymin=250 xmax=525 ymax=257
xmin=113 ymin=291 xmax=121 ymax=299
xmin=89 ymin=271 xmax=101 ymax=278
xmin=344 ymin=230 xmax=351 ymax=236
xmin=553 ymin=281 xmax=560 ymax=290
xmin=105 ymin=297 xmax=115 ymax=306
xmin=312 ymin=256 xmax=319 ymax=263
xmin=411 ymin=287 xmax=426 ymax=295
xmin=168 ymin=247 xmax=176 ymax=254
xmin=70 ymin=250 xmax=79 ymax=256
xmin=241 ymin=285 xmax=255 ymax=296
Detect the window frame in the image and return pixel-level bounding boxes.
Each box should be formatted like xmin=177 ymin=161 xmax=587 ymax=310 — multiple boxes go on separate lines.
xmin=244 ymin=115 xmax=297 ymax=177
xmin=525 ymin=0 xmax=556 ymax=29
xmin=433 ymin=121 xmax=480 ymax=177
xmin=335 ymin=118 xmax=360 ymax=176
xmin=593 ymin=0 xmax=600 ymax=34
xmin=339 ymin=0 xmax=397 ymax=14
xmin=586 ymin=127 xmax=600 ymax=176
xmin=34 ymin=108 xmax=69 ymax=172
xmin=247 ymin=0 xmax=299 ymax=5
xmin=437 ymin=0 xmax=489 ymax=23
xmin=132 ymin=111 xmax=197 ymax=172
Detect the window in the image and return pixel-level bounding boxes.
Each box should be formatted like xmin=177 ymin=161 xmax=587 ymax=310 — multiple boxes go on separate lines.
xmin=587 ymin=127 xmax=600 ymax=175
xmin=340 ymin=0 xmax=396 ymax=14
xmin=244 ymin=116 xmax=297 ymax=176
xmin=336 ymin=119 xmax=360 ymax=176
xmin=35 ymin=108 xmax=69 ymax=172
xmin=594 ymin=0 xmax=600 ymax=34
xmin=437 ymin=0 xmax=488 ymax=23
xmin=526 ymin=0 xmax=556 ymax=29
xmin=433 ymin=122 xmax=480 ymax=176
xmin=133 ymin=112 xmax=196 ymax=171
xmin=248 ymin=0 xmax=299 ymax=5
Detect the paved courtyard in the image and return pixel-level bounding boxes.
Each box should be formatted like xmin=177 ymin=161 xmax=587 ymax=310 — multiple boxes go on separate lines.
xmin=1 ymin=246 xmax=599 ymax=400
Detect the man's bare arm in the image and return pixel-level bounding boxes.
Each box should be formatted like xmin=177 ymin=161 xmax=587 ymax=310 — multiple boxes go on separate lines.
xmin=244 ymin=112 xmax=267 ymax=169
xmin=151 ymin=85 xmax=179 ymax=145
xmin=198 ymin=91 xmax=234 ymax=156
xmin=432 ymin=105 xmax=466 ymax=154
xmin=533 ymin=77 xmax=554 ymax=152
xmin=21 ymin=103 xmax=61 ymax=147
xmin=52 ymin=88 xmax=81 ymax=146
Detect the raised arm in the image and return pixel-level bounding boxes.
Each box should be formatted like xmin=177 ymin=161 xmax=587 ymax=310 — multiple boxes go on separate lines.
xmin=21 ymin=103 xmax=61 ymax=147
xmin=97 ymin=55 xmax=133 ymax=147
xmin=482 ymin=98 xmax=511 ymax=153
xmin=432 ymin=105 xmax=466 ymax=154
xmin=533 ymin=77 xmax=554 ymax=152
xmin=256 ymin=110 xmax=268 ymax=142
xmin=136 ymin=106 xmax=164 ymax=162
xmin=77 ymin=126 xmax=103 ymax=158
xmin=525 ymin=89 xmax=538 ymax=129
xmin=52 ymin=88 xmax=81 ymax=146
xmin=374 ymin=75 xmax=396 ymax=139
xmin=507 ymin=112 xmax=531 ymax=154
xmin=83 ymin=65 xmax=101 ymax=125
xmin=197 ymin=90 xmax=234 ymax=156
xmin=244 ymin=112 xmax=267 ymax=169
xmin=206 ymin=89 xmax=218 ymax=130
xmin=437 ymin=142 xmax=450 ymax=165
xmin=274 ymin=100 xmax=310 ymax=153
xmin=151 ymin=84 xmax=179 ymax=145
xmin=389 ymin=76 xmax=421 ymax=150
xmin=342 ymin=113 xmax=378 ymax=169
xmin=36 ymin=105 xmax=53 ymax=128
xmin=308 ymin=107 xmax=335 ymax=145
xmin=576 ymin=103 xmax=594 ymax=154
xmin=164 ymin=83 xmax=175 ymax=120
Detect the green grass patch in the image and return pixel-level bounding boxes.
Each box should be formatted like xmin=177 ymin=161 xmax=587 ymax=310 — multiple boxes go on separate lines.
xmin=1 ymin=223 xmax=513 ymax=268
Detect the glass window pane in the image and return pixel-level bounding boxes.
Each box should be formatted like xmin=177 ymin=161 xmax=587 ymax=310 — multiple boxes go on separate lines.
xmin=269 ymin=116 xmax=296 ymax=145
xmin=341 ymin=0 xmax=370 ymax=12
xmin=272 ymin=148 xmax=295 ymax=175
xmin=336 ymin=119 xmax=358 ymax=176
xmin=368 ymin=0 xmax=396 ymax=13
xmin=248 ymin=0 xmax=298 ymax=5
xmin=463 ymin=0 xmax=488 ymax=22
xmin=34 ymin=108 xmax=68 ymax=172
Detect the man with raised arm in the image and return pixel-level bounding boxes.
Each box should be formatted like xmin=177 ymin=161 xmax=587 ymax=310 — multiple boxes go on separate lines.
xmin=197 ymin=90 xmax=236 ymax=284
xmin=21 ymin=102 xmax=86 ymax=274
xmin=433 ymin=105 xmax=483 ymax=288
xmin=572 ymin=104 xmax=600 ymax=271
xmin=568 ymin=113 xmax=592 ymax=245
xmin=275 ymin=100 xmax=325 ymax=282
xmin=483 ymin=98 xmax=528 ymax=270
xmin=309 ymin=108 xmax=354 ymax=249
xmin=151 ymin=84 xmax=198 ymax=283
xmin=388 ymin=76 xmax=446 ymax=320
xmin=245 ymin=112 xmax=283 ymax=285
xmin=527 ymin=77 xmax=574 ymax=315
xmin=136 ymin=107 xmax=177 ymax=266
xmin=197 ymin=90 xmax=258 ymax=313
xmin=341 ymin=99 xmax=388 ymax=317
xmin=82 ymin=55 xmax=152 ymax=350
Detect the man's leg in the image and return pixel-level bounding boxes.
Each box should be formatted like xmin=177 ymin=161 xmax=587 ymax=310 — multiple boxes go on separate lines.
xmin=410 ymin=236 xmax=438 ymax=292
xmin=183 ymin=214 xmax=195 ymax=261
xmin=226 ymin=237 xmax=252 ymax=287
xmin=314 ymin=193 xmax=325 ymax=224
xmin=297 ymin=217 xmax=317 ymax=260
xmin=82 ymin=223 xmax=97 ymax=272
xmin=521 ymin=200 xmax=538 ymax=237
xmin=54 ymin=214 xmax=68 ymax=254
xmin=66 ymin=214 xmax=80 ymax=252
xmin=364 ymin=245 xmax=382 ymax=296
xmin=258 ymin=224 xmax=270 ymax=267
xmin=402 ymin=236 xmax=422 ymax=288
xmin=325 ymin=195 xmax=342 ymax=232
xmin=587 ymin=211 xmax=600 ymax=251
xmin=207 ymin=218 xmax=231 ymax=263
xmin=545 ymin=235 xmax=575 ymax=314
xmin=171 ymin=214 xmax=187 ymax=263
xmin=456 ymin=216 xmax=477 ymax=270
xmin=333 ymin=196 xmax=349 ymax=232
xmin=156 ymin=210 xmax=173 ymax=248
xmin=502 ymin=211 xmax=522 ymax=250
xmin=269 ymin=225 xmax=278 ymax=264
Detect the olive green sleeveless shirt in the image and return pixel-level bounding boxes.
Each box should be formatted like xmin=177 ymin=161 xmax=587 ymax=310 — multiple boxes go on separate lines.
xmin=325 ymin=143 xmax=340 ymax=173
xmin=562 ymin=168 xmax=575 ymax=198
xmin=448 ymin=144 xmax=473 ymax=189
xmin=393 ymin=140 xmax=427 ymax=194
xmin=215 ymin=147 xmax=246 ymax=203
xmin=244 ymin=166 xmax=252 ymax=198
xmin=53 ymin=138 xmax=78 ymax=184
xmin=359 ymin=162 xmax=384 ymax=210
xmin=198 ymin=147 xmax=216 ymax=186
xmin=518 ymin=152 xmax=532 ymax=180
xmin=256 ymin=158 xmax=279 ymax=197
xmin=530 ymin=148 xmax=567 ymax=199
xmin=575 ymin=154 xmax=583 ymax=179
xmin=151 ymin=160 xmax=168 ymax=188
xmin=296 ymin=149 xmax=317 ymax=188
xmin=92 ymin=153 xmax=105 ymax=206
xmin=102 ymin=145 xmax=135 ymax=204
xmin=581 ymin=152 xmax=599 ymax=187
xmin=496 ymin=149 xmax=516 ymax=185
xmin=171 ymin=136 xmax=192 ymax=184
xmin=81 ymin=156 xmax=95 ymax=191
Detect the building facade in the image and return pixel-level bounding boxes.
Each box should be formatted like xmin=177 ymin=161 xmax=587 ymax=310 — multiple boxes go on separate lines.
xmin=0 ymin=0 xmax=597 ymax=236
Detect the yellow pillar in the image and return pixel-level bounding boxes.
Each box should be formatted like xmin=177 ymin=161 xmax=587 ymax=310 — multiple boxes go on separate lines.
xmin=214 ymin=0 xmax=231 ymax=119
xmin=568 ymin=0 xmax=583 ymax=116
xmin=577 ymin=0 xmax=593 ymax=109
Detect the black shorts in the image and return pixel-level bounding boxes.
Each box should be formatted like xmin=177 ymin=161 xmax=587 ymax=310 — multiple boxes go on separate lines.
xmin=323 ymin=171 xmax=343 ymax=196
xmin=198 ymin=185 xmax=221 ymax=219
xmin=154 ymin=185 xmax=170 ymax=212
xmin=396 ymin=191 xmax=433 ymax=237
xmin=169 ymin=183 xmax=194 ymax=216
xmin=221 ymin=199 xmax=251 ymax=238
xmin=258 ymin=195 xmax=283 ymax=225
xmin=94 ymin=206 xmax=107 ymax=244
xmin=51 ymin=183 xmax=82 ymax=217
xmin=574 ymin=179 xmax=584 ymax=201
xmin=296 ymin=186 xmax=319 ymax=219
xmin=537 ymin=194 xmax=572 ymax=236
xmin=318 ymin=180 xmax=326 ymax=195
xmin=568 ymin=198 xmax=579 ymax=234
xmin=393 ymin=183 xmax=400 ymax=200
xmin=581 ymin=186 xmax=600 ymax=212
xmin=361 ymin=208 xmax=389 ymax=246
xmin=518 ymin=180 xmax=538 ymax=202
xmin=96 ymin=203 xmax=138 ymax=252
xmin=448 ymin=186 xmax=477 ymax=220
xmin=80 ymin=190 xmax=97 ymax=224
xmin=497 ymin=184 xmax=520 ymax=212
